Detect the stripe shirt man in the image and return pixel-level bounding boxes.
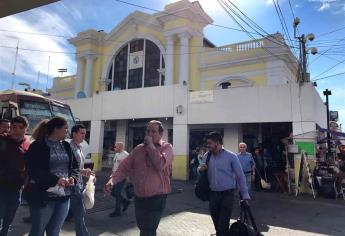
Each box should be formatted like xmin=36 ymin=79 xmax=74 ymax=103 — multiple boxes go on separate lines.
xmin=106 ymin=120 xmax=173 ymax=236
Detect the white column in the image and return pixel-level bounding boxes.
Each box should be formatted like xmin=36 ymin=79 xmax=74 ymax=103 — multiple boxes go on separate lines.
xmin=116 ymin=120 xmax=127 ymax=146
xmin=165 ymin=35 xmax=175 ymax=85
xmin=89 ymin=120 xmax=104 ymax=171
xmin=179 ymin=33 xmax=191 ymax=85
xmin=223 ymin=124 xmax=242 ymax=153
xmin=74 ymin=57 xmax=84 ymax=98
xmin=172 ymin=123 xmax=189 ymax=180
xmin=84 ymin=54 xmax=96 ymax=97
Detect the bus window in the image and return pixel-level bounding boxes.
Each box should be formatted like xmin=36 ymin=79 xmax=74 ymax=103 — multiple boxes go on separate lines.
xmin=18 ymin=100 xmax=52 ymax=133
xmin=51 ymin=104 xmax=75 ymax=133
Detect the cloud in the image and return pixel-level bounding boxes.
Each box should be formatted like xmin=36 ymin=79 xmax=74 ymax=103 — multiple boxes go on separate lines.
xmin=308 ymin=0 xmax=345 ymax=14
xmin=0 ymin=8 xmax=76 ymax=90
xmin=318 ymin=2 xmax=330 ymax=11
xmin=266 ymin=0 xmax=274 ymax=5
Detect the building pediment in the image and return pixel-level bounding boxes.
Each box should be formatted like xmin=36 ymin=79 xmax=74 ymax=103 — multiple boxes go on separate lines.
xmin=104 ymin=11 xmax=163 ymax=44
xmin=156 ymin=0 xmax=213 ymax=27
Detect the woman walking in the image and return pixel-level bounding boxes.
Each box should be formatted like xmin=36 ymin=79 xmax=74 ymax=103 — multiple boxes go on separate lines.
xmin=24 ymin=117 xmax=79 ymax=236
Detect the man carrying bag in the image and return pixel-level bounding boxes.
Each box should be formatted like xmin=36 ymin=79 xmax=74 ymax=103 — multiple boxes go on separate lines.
xmin=196 ymin=132 xmax=250 ymax=236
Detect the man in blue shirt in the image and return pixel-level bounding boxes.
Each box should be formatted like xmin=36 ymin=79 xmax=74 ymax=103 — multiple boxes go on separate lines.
xmin=199 ymin=132 xmax=250 ymax=236
xmin=238 ymin=142 xmax=256 ymax=193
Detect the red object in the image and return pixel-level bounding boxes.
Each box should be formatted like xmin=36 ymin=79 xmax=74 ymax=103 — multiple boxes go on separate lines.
xmin=274 ymin=172 xmax=286 ymax=192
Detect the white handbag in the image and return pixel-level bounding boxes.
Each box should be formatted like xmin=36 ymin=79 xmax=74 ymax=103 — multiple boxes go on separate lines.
xmin=83 ymin=175 xmax=95 ymax=209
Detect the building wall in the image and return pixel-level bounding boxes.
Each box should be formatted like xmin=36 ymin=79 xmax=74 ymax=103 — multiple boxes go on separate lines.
xmin=52 ymin=0 xmax=327 ymax=180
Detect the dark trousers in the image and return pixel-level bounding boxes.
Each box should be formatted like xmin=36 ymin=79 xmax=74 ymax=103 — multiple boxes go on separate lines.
xmin=70 ymin=187 xmax=89 ymax=236
xmin=0 ymin=189 xmax=21 ymax=236
xmin=111 ymin=180 xmax=126 ymax=213
xmin=209 ymin=190 xmax=235 ymax=236
xmin=134 ymin=194 xmax=167 ymax=236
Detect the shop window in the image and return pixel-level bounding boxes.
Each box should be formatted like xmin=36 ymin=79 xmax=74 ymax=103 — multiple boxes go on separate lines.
xmin=144 ymin=40 xmax=161 ymax=87
xmin=128 ymin=68 xmax=143 ymax=89
xmin=112 ymin=45 xmax=128 ymax=90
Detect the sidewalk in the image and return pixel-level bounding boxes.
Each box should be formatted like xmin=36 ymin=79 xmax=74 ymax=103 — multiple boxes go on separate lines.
xmin=10 ymin=176 xmax=345 ymax=236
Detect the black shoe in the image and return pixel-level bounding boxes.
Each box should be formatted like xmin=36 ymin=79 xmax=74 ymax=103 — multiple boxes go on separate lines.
xmin=122 ymin=200 xmax=131 ymax=212
xmin=108 ymin=211 xmax=121 ymax=217
xmin=22 ymin=216 xmax=31 ymax=223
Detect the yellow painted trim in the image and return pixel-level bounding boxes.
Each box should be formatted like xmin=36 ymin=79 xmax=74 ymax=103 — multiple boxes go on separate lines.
xmin=91 ymin=153 xmax=103 ymax=171
xmin=172 ymin=155 xmax=188 ymax=181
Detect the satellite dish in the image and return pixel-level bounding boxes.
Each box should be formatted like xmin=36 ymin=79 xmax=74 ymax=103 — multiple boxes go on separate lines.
xmin=76 ymin=91 xmax=86 ymax=98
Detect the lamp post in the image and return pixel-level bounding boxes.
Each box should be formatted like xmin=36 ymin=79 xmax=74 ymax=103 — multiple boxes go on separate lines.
xmin=323 ymin=89 xmax=332 ymax=155
xmin=18 ymin=82 xmax=31 ymax=91
xmin=293 ymin=17 xmax=317 ymax=83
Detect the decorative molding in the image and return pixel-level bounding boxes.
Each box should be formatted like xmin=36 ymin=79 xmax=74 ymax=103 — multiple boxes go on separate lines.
xmin=105 ymin=12 xmax=163 ymax=42
xmin=163 ymin=26 xmax=201 ymax=38
xmin=201 ymin=52 xmax=297 ymax=73
xmin=214 ymin=76 xmax=254 ymax=89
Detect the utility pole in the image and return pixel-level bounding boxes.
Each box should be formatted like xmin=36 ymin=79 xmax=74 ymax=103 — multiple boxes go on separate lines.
xmin=11 ymin=40 xmax=19 ymax=89
xmin=323 ymin=89 xmax=332 ymax=156
xmin=293 ymin=17 xmax=317 ymax=83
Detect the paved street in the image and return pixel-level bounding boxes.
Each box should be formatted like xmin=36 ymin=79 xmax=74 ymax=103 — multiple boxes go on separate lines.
xmin=9 ymin=176 xmax=345 ymax=236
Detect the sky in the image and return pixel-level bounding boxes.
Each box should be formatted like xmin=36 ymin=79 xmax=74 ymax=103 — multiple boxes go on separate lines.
xmin=0 ymin=0 xmax=344 ymax=127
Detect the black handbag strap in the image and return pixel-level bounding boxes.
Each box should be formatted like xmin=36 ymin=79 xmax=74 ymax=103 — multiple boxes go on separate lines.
xmin=240 ymin=200 xmax=258 ymax=232
xmin=205 ymin=151 xmax=212 ymax=165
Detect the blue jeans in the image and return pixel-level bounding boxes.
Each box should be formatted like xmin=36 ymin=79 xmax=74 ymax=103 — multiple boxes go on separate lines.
xmin=28 ymin=198 xmax=70 ymax=236
xmin=70 ymin=187 xmax=89 ymax=236
xmin=0 ymin=189 xmax=21 ymax=236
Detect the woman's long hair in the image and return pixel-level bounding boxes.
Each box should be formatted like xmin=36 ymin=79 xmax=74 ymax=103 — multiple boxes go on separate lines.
xmin=31 ymin=117 xmax=67 ymax=140
xmin=32 ymin=119 xmax=49 ymax=140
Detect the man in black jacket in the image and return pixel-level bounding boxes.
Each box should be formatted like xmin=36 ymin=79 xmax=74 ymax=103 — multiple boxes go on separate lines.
xmin=0 ymin=116 xmax=30 ymax=236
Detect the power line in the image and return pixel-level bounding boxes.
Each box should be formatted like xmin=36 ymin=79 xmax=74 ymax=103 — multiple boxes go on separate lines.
xmin=309 ymin=36 xmax=345 ymax=65
xmin=0 ymin=44 xmax=299 ymax=62
xmin=224 ymin=0 xmax=288 ymax=48
xmin=322 ymin=54 xmax=345 ymax=63
xmin=272 ymin=0 xmax=298 ymax=56
xmin=313 ymin=58 xmax=345 ymax=79
xmin=317 ymin=26 xmax=345 ymax=39
xmin=113 ymin=0 xmax=261 ymax=35
xmin=312 ymin=71 xmax=345 ymax=81
xmin=217 ymin=0 xmax=297 ymax=67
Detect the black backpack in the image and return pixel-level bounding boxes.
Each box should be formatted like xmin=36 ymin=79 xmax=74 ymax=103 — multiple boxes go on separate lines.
xmin=194 ymin=151 xmax=212 ymax=201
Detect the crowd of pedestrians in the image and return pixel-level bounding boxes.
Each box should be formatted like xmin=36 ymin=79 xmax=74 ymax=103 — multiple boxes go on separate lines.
xmin=1 ymin=115 xmax=262 ymax=236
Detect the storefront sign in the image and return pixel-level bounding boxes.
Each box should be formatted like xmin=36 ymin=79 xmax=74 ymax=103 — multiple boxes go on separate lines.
xmin=190 ymin=90 xmax=214 ymax=103
xmin=330 ymin=111 xmax=338 ymax=121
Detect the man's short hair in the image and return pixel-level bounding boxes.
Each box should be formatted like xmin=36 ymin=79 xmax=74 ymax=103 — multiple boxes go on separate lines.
xmin=0 ymin=119 xmax=10 ymax=125
xmin=71 ymin=124 xmax=86 ymax=135
xmin=205 ymin=131 xmax=223 ymax=145
xmin=11 ymin=116 xmax=29 ymax=127
xmin=147 ymin=120 xmax=164 ymax=133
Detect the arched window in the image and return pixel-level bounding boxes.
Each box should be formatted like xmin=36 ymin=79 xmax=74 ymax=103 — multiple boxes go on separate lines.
xmin=107 ymin=39 xmax=165 ymax=91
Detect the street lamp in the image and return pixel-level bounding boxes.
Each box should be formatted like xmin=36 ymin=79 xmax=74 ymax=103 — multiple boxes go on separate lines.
xmin=323 ymin=89 xmax=332 ymax=155
xmin=18 ymin=82 xmax=31 ymax=91
xmin=293 ymin=17 xmax=317 ymax=83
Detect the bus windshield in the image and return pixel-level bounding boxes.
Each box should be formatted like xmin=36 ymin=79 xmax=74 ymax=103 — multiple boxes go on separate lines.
xmin=18 ymin=100 xmax=52 ymax=133
xmin=51 ymin=104 xmax=75 ymax=132
xmin=18 ymin=100 xmax=75 ymax=134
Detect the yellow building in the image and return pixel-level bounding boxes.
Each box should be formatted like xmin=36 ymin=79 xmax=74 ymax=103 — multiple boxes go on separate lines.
xmin=49 ymin=0 xmax=326 ymax=183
